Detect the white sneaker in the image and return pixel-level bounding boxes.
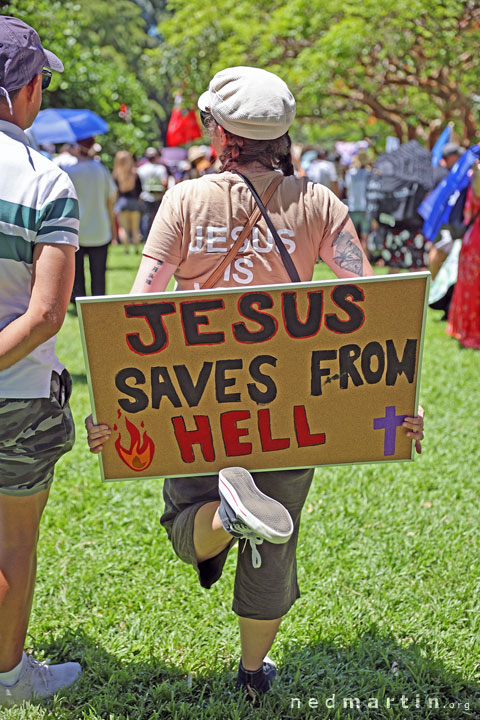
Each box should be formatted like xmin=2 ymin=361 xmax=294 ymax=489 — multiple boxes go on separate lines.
xmin=0 ymin=655 xmax=81 ymax=707
xmin=218 ymin=467 xmax=294 ymax=568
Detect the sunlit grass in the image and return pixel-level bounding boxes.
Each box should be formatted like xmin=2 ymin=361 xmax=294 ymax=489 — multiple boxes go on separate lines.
xmin=4 ymin=246 xmax=479 ymax=719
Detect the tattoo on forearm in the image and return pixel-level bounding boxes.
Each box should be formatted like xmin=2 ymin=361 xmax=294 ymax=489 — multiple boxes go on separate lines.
xmin=145 ymin=259 xmax=164 ymax=285
xmin=332 ymin=231 xmax=363 ymax=276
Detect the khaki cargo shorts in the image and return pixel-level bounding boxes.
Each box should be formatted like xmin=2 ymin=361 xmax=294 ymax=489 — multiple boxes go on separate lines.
xmin=0 ymin=370 xmax=75 ymax=496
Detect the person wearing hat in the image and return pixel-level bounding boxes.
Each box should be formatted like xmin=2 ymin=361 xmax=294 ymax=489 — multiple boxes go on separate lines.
xmin=0 ymin=15 xmax=82 ymax=706
xmin=441 ymin=142 xmax=464 ymax=171
xmin=187 ymin=144 xmax=213 ymax=178
xmin=86 ymin=66 xmax=425 ymax=699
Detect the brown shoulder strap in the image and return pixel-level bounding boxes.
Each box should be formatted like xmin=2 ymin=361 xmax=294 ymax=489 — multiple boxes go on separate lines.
xmin=201 ymin=173 xmax=284 ymax=290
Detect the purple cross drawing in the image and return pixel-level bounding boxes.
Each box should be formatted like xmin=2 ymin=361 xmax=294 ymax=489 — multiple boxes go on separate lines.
xmin=373 ymin=406 xmax=407 ymax=456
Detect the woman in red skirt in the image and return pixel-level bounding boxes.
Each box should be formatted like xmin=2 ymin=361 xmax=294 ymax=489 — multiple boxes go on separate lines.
xmin=447 ymin=163 xmax=480 ymax=349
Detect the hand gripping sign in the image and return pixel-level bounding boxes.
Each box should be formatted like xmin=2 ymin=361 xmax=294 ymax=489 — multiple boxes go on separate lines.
xmin=77 ymin=273 xmax=429 ymax=482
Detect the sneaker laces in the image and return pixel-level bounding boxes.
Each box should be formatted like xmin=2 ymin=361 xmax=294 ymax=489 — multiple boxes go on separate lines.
xmin=25 ymin=656 xmax=51 ymax=691
xmin=245 ymin=683 xmax=259 ymax=703
xmin=234 ymin=520 xmax=264 ymax=568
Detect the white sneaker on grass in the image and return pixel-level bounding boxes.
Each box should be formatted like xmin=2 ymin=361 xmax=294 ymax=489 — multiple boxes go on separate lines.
xmin=0 ymin=654 xmax=81 ymax=707
xmin=218 ymin=467 xmax=294 ymax=568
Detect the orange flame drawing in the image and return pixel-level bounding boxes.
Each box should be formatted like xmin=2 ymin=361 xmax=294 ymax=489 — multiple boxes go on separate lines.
xmin=114 ymin=413 xmax=155 ymax=472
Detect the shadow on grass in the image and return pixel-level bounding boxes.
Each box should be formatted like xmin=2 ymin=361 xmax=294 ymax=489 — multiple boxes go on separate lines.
xmin=279 ymin=627 xmax=479 ymax=719
xmin=35 ymin=626 xmax=479 ymax=720
xmin=40 ymin=630 xmax=239 ymax=720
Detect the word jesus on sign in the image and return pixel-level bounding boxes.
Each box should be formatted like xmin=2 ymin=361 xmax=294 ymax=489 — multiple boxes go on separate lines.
xmin=77 ymin=273 xmax=429 ymax=482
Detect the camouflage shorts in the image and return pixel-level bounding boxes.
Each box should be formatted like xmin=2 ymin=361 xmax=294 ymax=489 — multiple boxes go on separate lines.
xmin=0 ymin=370 xmax=75 ymax=496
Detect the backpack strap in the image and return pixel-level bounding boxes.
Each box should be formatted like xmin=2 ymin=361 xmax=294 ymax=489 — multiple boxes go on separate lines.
xmin=201 ymin=173 xmax=284 ymax=289
xmin=234 ymin=171 xmax=301 ymax=282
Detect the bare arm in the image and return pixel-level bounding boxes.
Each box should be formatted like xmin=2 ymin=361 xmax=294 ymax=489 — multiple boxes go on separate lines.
xmin=0 ymin=242 xmax=75 ymax=370
xmin=130 ymin=254 xmax=177 ymax=294
xmin=107 ymin=194 xmax=117 ymax=240
xmin=320 ymin=217 xmax=374 ymax=278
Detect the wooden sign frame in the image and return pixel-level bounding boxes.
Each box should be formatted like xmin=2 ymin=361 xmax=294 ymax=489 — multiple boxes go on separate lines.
xmin=77 ymin=272 xmax=430 ymax=483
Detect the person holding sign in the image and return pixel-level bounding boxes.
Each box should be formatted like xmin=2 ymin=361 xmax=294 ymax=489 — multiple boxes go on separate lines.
xmin=86 ymin=66 xmax=424 ymax=700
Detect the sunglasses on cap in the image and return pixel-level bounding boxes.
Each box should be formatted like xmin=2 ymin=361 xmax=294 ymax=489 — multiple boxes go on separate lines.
xmin=41 ymin=68 xmax=52 ymax=91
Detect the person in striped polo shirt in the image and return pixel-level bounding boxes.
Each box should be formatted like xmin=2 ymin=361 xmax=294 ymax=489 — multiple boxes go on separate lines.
xmin=0 ymin=15 xmax=82 ymax=707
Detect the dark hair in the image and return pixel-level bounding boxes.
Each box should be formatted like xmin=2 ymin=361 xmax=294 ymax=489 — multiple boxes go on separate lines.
xmin=0 ymin=70 xmax=42 ymax=110
xmin=202 ymin=113 xmax=294 ymax=176
xmin=77 ymin=136 xmax=95 ymax=149
xmin=76 ymin=136 xmax=95 ymax=157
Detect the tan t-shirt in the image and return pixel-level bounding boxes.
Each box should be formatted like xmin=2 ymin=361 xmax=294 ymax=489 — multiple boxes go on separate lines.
xmin=144 ymin=170 xmax=349 ymax=290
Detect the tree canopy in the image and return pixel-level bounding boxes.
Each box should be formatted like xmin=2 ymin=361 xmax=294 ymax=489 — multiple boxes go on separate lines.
xmin=159 ymin=0 xmax=480 ymax=147
xmin=2 ymin=0 xmax=166 ymax=160
xmin=2 ymin=0 xmax=479 ymax=158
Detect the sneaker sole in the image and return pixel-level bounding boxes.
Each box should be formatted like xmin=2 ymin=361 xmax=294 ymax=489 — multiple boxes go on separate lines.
xmin=219 ymin=467 xmax=293 ymax=543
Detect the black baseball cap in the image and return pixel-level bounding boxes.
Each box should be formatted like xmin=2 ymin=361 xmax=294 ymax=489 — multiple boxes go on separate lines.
xmin=0 ymin=16 xmax=63 ymax=102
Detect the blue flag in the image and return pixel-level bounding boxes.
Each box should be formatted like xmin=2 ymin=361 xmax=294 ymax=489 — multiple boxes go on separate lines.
xmin=419 ymin=145 xmax=480 ymax=240
xmin=431 ymin=125 xmax=451 ymax=167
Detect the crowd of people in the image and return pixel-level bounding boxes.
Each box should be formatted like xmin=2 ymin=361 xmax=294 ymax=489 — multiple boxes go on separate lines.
xmin=297 ymin=140 xmax=480 ymax=350
xmin=0 ymin=10 xmax=474 ymax=712
xmin=36 ymin=139 xmax=219 ymax=302
xmin=35 ymin=104 xmax=480 ymax=351
xmin=44 ymin=130 xmax=479 ymax=333
xmin=46 ymin=140 xmax=218 ymax=241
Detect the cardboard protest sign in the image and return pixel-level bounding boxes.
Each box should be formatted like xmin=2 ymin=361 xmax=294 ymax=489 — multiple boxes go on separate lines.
xmin=77 ymin=272 xmax=429 ymax=482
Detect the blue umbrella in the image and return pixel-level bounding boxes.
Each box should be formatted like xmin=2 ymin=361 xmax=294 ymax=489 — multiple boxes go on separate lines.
xmin=29 ymin=108 xmax=108 ymax=144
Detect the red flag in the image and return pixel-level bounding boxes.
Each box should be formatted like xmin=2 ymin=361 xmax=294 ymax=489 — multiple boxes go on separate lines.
xmin=166 ymin=100 xmax=202 ymax=146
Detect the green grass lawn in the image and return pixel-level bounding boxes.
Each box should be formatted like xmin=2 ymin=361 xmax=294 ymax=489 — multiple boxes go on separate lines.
xmin=4 ymin=245 xmax=479 ymax=720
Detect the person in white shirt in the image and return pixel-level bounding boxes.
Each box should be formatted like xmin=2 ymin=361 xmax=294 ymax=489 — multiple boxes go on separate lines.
xmin=0 ymin=15 xmax=81 ymax=707
xmin=66 ymin=137 xmax=117 ymax=300
xmin=306 ymin=148 xmax=340 ymax=197
xmin=52 ymin=142 xmax=78 ymax=169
